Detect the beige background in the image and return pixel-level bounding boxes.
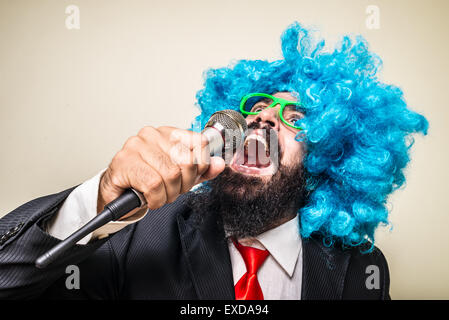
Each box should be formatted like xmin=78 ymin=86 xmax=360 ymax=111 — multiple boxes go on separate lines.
xmin=0 ymin=0 xmax=448 ymax=299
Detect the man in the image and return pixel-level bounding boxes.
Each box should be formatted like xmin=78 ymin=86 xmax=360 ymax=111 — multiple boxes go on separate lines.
xmin=0 ymin=22 xmax=428 ymax=299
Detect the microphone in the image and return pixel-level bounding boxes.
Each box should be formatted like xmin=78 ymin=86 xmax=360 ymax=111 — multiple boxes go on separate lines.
xmin=202 ymin=109 xmax=248 ymax=156
xmin=35 ymin=109 xmax=247 ymax=269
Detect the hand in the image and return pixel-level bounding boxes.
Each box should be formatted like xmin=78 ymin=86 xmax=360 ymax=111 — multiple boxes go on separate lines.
xmin=97 ymin=126 xmax=225 ymax=218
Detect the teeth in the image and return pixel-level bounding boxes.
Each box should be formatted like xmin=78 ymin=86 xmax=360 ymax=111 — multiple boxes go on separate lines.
xmin=244 ymin=134 xmax=268 ymax=153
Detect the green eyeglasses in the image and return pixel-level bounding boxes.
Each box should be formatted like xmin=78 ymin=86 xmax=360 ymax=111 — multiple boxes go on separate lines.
xmin=239 ymin=93 xmax=304 ymax=130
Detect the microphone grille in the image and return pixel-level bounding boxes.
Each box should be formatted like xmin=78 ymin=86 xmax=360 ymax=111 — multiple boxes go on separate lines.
xmin=205 ymin=109 xmax=248 ymax=132
xmin=204 ymin=109 xmax=248 ymax=152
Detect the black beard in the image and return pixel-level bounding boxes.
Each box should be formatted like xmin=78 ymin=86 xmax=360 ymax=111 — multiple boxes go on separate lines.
xmin=186 ymin=162 xmax=307 ymax=239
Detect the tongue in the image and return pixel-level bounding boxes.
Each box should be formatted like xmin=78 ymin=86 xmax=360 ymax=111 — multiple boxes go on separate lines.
xmin=244 ymin=139 xmax=271 ymax=168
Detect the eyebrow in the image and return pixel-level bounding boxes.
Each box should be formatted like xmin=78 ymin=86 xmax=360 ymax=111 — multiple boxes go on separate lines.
xmin=255 ymin=98 xmax=272 ymax=104
xmin=284 ymin=104 xmax=302 ymax=112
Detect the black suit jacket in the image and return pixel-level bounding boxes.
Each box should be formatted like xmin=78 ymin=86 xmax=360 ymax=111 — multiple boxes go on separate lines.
xmin=0 ymin=187 xmax=390 ymax=300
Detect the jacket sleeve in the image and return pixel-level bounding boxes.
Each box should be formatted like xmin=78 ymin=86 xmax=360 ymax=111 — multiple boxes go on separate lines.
xmin=0 ymin=188 xmax=113 ymax=299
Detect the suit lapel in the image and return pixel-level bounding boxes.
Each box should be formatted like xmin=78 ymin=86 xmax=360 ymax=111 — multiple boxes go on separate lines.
xmin=301 ymin=237 xmax=351 ymax=300
xmin=177 ymin=205 xmax=235 ymax=300
xmin=176 ymin=194 xmax=351 ymax=300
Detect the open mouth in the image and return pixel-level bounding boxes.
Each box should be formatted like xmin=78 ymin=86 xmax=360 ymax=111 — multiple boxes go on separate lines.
xmin=230 ymin=129 xmax=278 ymax=176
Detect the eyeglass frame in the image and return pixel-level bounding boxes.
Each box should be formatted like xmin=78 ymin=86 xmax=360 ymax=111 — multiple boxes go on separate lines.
xmin=239 ymin=93 xmax=304 ymax=130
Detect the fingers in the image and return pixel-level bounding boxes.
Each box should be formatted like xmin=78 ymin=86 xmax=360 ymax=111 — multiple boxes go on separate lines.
xmin=198 ymin=156 xmax=225 ymax=183
xmin=166 ymin=130 xmax=213 ymax=192
xmin=166 ymin=143 xmax=200 ymax=194
xmin=126 ymin=158 xmax=168 ymax=210
xmin=137 ymin=144 xmax=183 ymax=203
xmin=162 ymin=127 xmax=212 ymax=180
xmin=108 ymin=150 xmax=169 ymax=211
xmin=100 ymin=126 xmax=224 ymax=214
xmin=157 ymin=127 xmax=209 ymax=152
xmin=139 ymin=126 xmax=212 ymax=193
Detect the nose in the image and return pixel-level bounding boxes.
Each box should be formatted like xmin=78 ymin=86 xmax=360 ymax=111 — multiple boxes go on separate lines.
xmin=253 ymin=105 xmax=280 ymax=130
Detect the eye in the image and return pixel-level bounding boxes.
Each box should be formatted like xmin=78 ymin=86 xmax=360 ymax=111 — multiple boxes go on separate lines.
xmin=288 ymin=116 xmax=300 ymax=124
xmin=284 ymin=112 xmax=303 ymax=123
xmin=250 ymin=105 xmax=267 ymax=113
xmin=283 ymin=113 xmax=303 ymax=128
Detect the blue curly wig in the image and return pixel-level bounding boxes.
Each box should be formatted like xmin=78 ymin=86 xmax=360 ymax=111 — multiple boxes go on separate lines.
xmin=192 ymin=22 xmax=428 ymax=250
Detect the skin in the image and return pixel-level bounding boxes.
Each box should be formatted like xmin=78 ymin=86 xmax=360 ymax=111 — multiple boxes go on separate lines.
xmin=97 ymin=92 xmax=305 ymax=222
xmin=231 ymin=92 xmax=304 ymax=178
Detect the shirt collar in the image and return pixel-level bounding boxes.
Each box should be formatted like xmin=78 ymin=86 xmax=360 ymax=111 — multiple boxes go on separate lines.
xmin=237 ymin=215 xmax=302 ymax=277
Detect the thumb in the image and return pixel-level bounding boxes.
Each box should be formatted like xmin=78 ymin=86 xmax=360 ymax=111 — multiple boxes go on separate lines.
xmin=198 ymin=156 xmax=225 ymax=183
xmin=97 ymin=169 xmax=125 ymax=213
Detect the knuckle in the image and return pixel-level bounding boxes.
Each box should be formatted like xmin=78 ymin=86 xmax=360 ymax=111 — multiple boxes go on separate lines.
xmin=109 ymin=172 xmax=123 ymax=188
xmin=197 ymin=163 xmax=209 ymax=174
xmin=147 ymin=176 xmax=165 ymax=192
xmin=166 ymin=166 xmax=182 ymax=182
xmin=113 ymin=149 xmax=126 ymax=161
xmin=188 ymin=132 xmax=206 ymax=150
xmin=138 ymin=126 xmax=157 ymax=138
xmin=169 ymin=144 xmax=189 ymax=165
xmin=183 ymin=162 xmax=196 ymax=171
xmin=124 ymin=136 xmax=142 ymax=150
xmin=111 ymin=150 xmax=128 ymax=168
xmin=200 ymin=134 xmax=210 ymax=148
xmin=144 ymin=191 xmax=166 ymax=210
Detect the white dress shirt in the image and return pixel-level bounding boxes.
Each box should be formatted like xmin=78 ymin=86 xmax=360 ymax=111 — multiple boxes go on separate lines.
xmin=229 ymin=216 xmax=302 ymax=299
xmin=47 ymin=170 xmax=303 ymax=299
xmin=46 ymin=169 xmax=147 ymax=244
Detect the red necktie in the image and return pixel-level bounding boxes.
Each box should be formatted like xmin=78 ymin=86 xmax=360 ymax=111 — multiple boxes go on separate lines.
xmin=233 ymin=239 xmax=269 ymax=300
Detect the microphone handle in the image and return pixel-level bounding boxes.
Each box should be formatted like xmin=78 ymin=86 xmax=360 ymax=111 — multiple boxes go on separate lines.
xmin=35 ymin=189 xmax=144 ymax=269
xmin=35 ymin=124 xmax=226 ymax=268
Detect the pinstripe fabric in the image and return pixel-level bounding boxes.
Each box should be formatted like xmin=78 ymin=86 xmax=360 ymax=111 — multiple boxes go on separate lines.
xmin=0 ymin=189 xmax=390 ymax=300
xmin=0 ymin=188 xmax=76 ymax=237
xmin=0 ymin=188 xmax=108 ymax=299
